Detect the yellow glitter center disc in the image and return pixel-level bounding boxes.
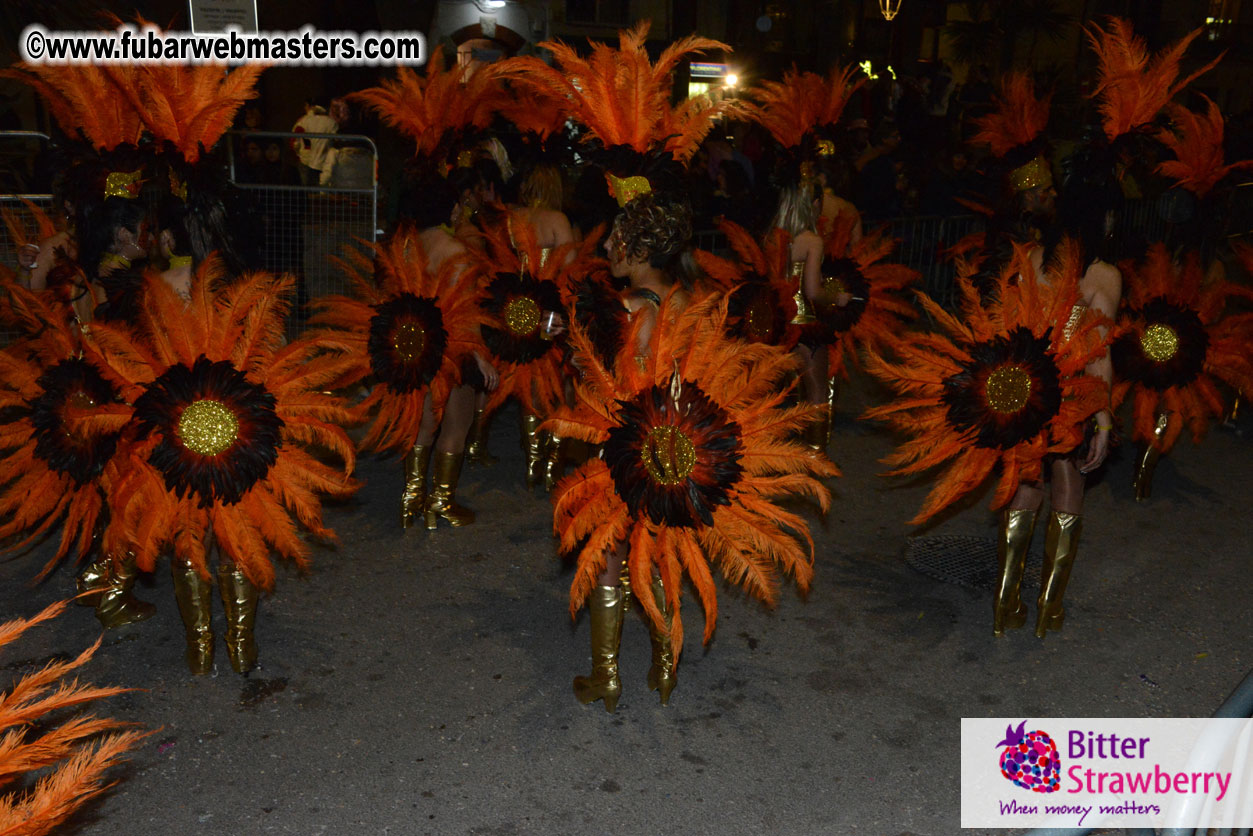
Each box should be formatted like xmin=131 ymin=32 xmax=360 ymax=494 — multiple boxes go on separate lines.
xmin=393 ymin=322 xmax=426 ymax=362
xmin=177 ymin=399 xmax=240 ymax=456
xmin=1141 ymin=323 xmax=1179 ymax=363
xmin=504 ymin=296 xmax=541 ymax=336
xmin=641 ymin=425 xmax=697 ymax=486
xmin=985 ymin=366 xmax=1033 ymax=415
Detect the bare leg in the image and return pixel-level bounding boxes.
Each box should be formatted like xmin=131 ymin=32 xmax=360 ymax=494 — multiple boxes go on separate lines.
xmin=434 ymin=385 xmax=477 ymax=454
xmin=1049 ymin=458 xmax=1085 ymax=516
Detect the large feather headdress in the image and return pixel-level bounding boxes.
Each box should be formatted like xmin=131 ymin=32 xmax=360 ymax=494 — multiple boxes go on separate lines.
xmin=1086 ymin=17 xmax=1221 ymax=142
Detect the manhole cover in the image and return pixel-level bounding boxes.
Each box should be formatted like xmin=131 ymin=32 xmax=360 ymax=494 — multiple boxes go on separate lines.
xmin=905 ymin=535 xmax=1042 ymax=591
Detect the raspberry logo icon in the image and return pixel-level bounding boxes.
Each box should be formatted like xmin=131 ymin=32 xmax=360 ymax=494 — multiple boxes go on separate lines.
xmin=996 ymin=720 xmax=1061 ymax=793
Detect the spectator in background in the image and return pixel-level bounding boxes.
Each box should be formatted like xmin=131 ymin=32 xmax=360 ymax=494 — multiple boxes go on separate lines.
xmin=921 ymin=146 xmax=982 ymax=217
xmin=857 ymin=121 xmax=903 ymax=220
xmin=290 ymin=96 xmax=338 ymax=186
xmin=234 ymin=136 xmax=265 ymax=184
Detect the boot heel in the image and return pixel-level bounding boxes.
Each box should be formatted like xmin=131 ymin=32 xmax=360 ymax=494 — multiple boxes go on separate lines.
xmin=425 ymin=451 xmax=475 ymax=528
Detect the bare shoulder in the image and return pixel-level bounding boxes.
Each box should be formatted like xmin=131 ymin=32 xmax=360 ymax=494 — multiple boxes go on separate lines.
xmin=794 ymin=229 xmax=823 ymax=257
xmin=1083 ymin=259 xmax=1122 ymax=295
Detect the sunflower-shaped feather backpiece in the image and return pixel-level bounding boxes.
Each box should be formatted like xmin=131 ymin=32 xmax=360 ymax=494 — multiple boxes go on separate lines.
xmin=1111 ymin=244 xmax=1253 ymax=454
xmin=809 ymin=214 xmax=917 ymax=379
xmin=306 ymin=230 xmax=487 ymax=455
xmin=78 ymin=265 xmax=358 ymax=587
xmin=1086 ymin=17 xmax=1220 ymax=142
xmin=544 ymin=293 xmax=837 ymax=666
xmin=499 ymin=21 xmax=730 ymax=163
xmin=694 ymin=221 xmax=795 ymax=348
xmin=466 ymin=213 xmax=600 ymax=418
xmin=1156 ymin=97 xmax=1253 ymax=199
xmin=0 ymin=282 xmax=119 ymax=576
xmin=864 ymin=239 xmax=1110 ymax=524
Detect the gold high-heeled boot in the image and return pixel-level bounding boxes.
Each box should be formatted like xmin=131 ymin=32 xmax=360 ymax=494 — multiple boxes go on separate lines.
xmin=1035 ymin=511 xmax=1081 ymax=638
xmin=424 ymin=451 xmax=475 ymax=529
xmin=646 ymin=577 xmax=676 ymax=705
xmin=993 ymin=508 xmax=1037 ymax=636
xmin=171 ymin=558 xmax=214 ymax=675
xmin=825 ymin=376 xmax=838 ymax=449
xmin=465 ymin=408 xmax=497 ymax=466
xmin=521 ymin=412 xmax=546 ymax=488
xmin=217 ymin=562 xmax=259 ymax=674
xmin=400 ymin=443 xmax=431 ymax=529
xmin=572 ymin=585 xmax=626 ymax=713
xmin=89 ymin=553 xmax=157 ymax=629
xmin=1133 ymin=412 xmax=1169 ymax=501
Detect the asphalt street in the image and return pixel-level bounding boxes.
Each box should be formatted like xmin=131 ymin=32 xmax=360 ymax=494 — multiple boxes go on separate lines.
xmin=4 ymin=373 xmax=1250 ymax=836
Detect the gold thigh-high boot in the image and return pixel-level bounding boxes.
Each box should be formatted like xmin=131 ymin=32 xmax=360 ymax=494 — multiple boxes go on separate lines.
xmin=1035 ymin=511 xmax=1082 ymax=637
xmin=572 ymin=585 xmax=626 ymax=713
xmin=425 ymin=451 xmax=475 ymax=529
xmin=521 ymin=412 xmax=546 ymax=488
xmin=1133 ymin=412 xmax=1169 ymax=501
xmin=993 ymin=508 xmax=1037 ymax=636
xmin=91 ymin=553 xmax=157 ymax=629
xmin=646 ymin=577 xmax=677 ymax=705
xmin=400 ymin=443 xmax=431 ymax=529
xmin=171 ymin=558 xmax=215 ymax=675
xmin=465 ymin=408 xmax=497 ymax=466
xmin=217 ymin=562 xmax=259 ymax=674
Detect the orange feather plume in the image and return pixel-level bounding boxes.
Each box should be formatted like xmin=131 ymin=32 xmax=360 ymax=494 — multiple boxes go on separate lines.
xmin=1086 ymin=17 xmax=1221 ymax=141
xmin=741 ymin=64 xmax=864 ymax=149
xmin=0 ymin=65 xmax=144 ymax=151
xmin=970 ymin=73 xmax=1052 ymax=158
xmin=1111 ymin=243 xmax=1253 ymax=454
xmin=0 ymin=600 xmax=149 ymax=836
xmin=865 ymin=239 xmax=1110 ymax=524
xmin=351 ymin=46 xmax=501 ymax=158
xmin=499 ymin=21 xmax=730 ymax=161
xmin=546 ymin=292 xmax=836 ymax=667
xmin=1156 ymin=97 xmax=1253 ymax=199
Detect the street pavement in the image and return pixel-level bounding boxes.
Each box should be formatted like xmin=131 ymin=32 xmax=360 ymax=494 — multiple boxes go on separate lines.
xmin=4 ymin=372 xmax=1249 ymax=836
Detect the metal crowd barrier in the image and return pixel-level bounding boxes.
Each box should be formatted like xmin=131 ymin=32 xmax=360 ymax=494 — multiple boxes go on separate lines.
xmin=224 ymin=130 xmax=379 ymax=334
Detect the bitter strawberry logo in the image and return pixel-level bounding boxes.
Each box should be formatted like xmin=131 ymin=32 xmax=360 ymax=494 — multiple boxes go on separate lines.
xmin=996 ymin=720 xmax=1061 ymax=793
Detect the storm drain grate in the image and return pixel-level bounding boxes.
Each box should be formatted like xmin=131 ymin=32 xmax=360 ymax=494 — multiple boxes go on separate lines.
xmin=905 ymin=535 xmax=1043 ymax=591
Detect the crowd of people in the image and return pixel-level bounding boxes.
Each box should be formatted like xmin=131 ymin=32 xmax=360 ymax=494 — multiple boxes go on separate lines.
xmin=0 ymin=16 xmax=1251 ymax=832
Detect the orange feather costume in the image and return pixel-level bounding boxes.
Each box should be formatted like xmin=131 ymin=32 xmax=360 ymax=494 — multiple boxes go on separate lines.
xmin=77 ymin=267 xmax=358 ymax=589
xmin=694 ymin=221 xmax=797 ymax=348
xmin=465 ymin=215 xmax=603 ymax=418
xmin=810 ymin=214 xmax=918 ymax=381
xmin=864 ymin=240 xmax=1110 ymax=524
xmin=1155 ymin=96 xmax=1253 ymax=199
xmin=546 ymin=292 xmax=837 ymax=665
xmin=1111 ymin=244 xmax=1253 ymax=456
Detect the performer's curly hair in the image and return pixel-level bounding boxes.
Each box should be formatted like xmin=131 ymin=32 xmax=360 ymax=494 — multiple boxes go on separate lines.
xmin=613 ymin=192 xmax=692 ymax=269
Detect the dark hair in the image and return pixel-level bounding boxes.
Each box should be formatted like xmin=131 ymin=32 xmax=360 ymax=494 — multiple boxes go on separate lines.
xmin=157 ymin=188 xmax=245 ymax=275
xmin=614 ymin=192 xmax=693 ymax=270
xmin=397 ymin=169 xmax=458 ymax=229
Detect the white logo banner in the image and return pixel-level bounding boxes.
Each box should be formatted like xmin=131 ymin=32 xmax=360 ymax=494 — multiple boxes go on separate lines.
xmin=961 ymin=717 xmax=1253 ymax=829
